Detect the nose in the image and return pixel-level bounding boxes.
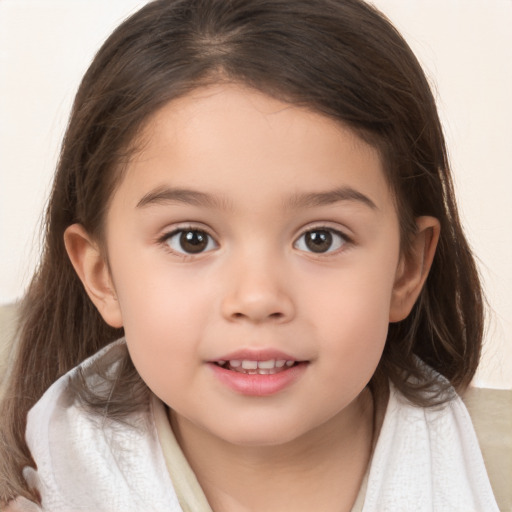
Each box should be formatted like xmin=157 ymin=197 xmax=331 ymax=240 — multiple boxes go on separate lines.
xmin=220 ymin=253 xmax=295 ymax=324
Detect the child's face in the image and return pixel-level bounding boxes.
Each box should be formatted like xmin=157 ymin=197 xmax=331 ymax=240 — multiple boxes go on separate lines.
xmin=96 ymin=84 xmax=407 ymax=446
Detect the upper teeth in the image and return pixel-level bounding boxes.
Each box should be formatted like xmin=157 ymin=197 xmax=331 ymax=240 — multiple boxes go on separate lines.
xmin=216 ymin=358 xmax=298 ymax=375
xmin=229 ymin=359 xmax=294 ymax=369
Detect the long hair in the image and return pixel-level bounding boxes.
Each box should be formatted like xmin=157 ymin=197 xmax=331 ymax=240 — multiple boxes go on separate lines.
xmin=0 ymin=0 xmax=483 ymax=503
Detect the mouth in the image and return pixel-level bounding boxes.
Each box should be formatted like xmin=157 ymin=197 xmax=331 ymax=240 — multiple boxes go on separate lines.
xmin=213 ymin=359 xmax=299 ymax=375
xmin=209 ymin=353 xmax=308 ymax=395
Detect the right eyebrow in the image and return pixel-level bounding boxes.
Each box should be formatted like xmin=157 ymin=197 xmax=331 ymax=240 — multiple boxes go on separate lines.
xmin=136 ymin=186 xmax=231 ymax=210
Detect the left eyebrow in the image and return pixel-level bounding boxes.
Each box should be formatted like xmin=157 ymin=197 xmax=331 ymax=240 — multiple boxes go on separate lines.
xmin=285 ymin=186 xmax=378 ymax=210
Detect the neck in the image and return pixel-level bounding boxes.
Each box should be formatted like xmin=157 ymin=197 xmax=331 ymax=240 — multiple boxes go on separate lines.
xmin=170 ymin=388 xmax=375 ymax=512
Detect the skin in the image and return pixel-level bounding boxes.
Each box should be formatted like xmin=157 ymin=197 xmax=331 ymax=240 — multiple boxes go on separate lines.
xmin=65 ymin=84 xmax=439 ymax=512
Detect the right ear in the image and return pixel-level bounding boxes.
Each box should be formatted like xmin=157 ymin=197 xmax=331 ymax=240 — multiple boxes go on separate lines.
xmin=64 ymin=224 xmax=123 ymax=328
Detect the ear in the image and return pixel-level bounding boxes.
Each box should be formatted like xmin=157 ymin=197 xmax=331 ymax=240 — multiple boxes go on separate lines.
xmin=389 ymin=216 xmax=440 ymax=322
xmin=64 ymin=224 xmax=123 ymax=328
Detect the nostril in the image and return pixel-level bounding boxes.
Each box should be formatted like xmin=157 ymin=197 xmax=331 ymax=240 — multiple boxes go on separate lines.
xmin=222 ymin=291 xmax=294 ymax=323
xmin=230 ymin=311 xmax=284 ymax=321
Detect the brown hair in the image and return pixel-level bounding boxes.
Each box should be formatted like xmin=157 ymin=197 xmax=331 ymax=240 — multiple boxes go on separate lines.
xmin=0 ymin=0 xmax=483 ymax=503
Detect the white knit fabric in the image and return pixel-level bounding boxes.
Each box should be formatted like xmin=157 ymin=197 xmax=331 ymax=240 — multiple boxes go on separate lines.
xmin=363 ymin=386 xmax=499 ymax=511
xmin=21 ymin=341 xmax=181 ymax=512
xmin=15 ymin=341 xmax=498 ymax=511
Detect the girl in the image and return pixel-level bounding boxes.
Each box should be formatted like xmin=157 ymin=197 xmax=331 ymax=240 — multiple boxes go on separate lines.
xmin=0 ymin=0 xmax=499 ymax=510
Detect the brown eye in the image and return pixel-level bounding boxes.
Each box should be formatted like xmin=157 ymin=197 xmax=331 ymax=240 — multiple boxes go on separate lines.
xmin=166 ymin=229 xmax=217 ymax=254
xmin=294 ymin=228 xmax=347 ymax=254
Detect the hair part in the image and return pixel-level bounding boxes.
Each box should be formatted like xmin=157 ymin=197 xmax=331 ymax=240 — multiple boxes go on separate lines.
xmin=0 ymin=0 xmax=483 ymax=504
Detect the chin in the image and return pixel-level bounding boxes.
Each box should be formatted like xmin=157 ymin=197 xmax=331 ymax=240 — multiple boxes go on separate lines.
xmin=210 ymin=419 xmax=316 ymax=448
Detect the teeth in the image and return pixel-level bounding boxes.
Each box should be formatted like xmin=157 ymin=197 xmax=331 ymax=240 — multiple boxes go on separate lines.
xmin=224 ymin=359 xmax=296 ymax=374
xmin=258 ymin=360 xmax=275 ymax=369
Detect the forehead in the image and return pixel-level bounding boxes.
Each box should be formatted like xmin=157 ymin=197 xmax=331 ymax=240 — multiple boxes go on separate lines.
xmin=114 ymin=83 xmax=393 ymax=214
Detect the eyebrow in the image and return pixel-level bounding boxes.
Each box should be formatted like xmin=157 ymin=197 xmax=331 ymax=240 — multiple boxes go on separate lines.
xmin=136 ymin=185 xmax=377 ymax=211
xmin=285 ymin=187 xmax=377 ymax=210
xmin=136 ymin=186 xmax=231 ymax=210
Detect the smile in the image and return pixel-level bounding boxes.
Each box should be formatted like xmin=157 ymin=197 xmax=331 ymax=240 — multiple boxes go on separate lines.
xmin=210 ymin=353 xmax=307 ymax=396
xmin=215 ymin=359 xmax=296 ymax=375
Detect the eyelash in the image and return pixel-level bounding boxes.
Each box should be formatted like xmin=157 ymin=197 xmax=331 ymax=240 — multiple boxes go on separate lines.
xmin=158 ymin=225 xmax=351 ymax=258
xmin=159 ymin=226 xmax=218 ymax=257
xmin=293 ymin=227 xmax=350 ymax=255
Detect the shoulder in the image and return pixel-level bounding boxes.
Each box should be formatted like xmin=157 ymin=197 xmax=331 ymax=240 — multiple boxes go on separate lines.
xmin=24 ymin=340 xmax=182 ymax=511
xmin=362 ymin=381 xmax=500 ymax=512
xmin=463 ymin=387 xmax=512 ymax=512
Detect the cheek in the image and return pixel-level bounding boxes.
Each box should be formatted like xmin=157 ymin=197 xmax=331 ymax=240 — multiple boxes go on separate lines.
xmin=109 ymin=263 xmax=211 ymax=389
xmin=112 ymin=248 xmax=211 ymax=333
xmin=121 ymin=297 xmax=201 ymax=405
xmin=302 ymin=252 xmax=398 ymax=380
xmin=318 ymin=291 xmax=389 ymax=366
xmin=118 ymin=278 xmax=206 ymax=354
xmin=303 ymin=253 xmax=397 ymax=332
xmin=313 ymin=294 xmax=389 ymax=402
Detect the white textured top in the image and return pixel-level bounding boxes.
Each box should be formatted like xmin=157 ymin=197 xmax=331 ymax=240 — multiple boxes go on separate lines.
xmin=12 ymin=340 xmax=499 ymax=511
xmin=151 ymin=394 xmax=213 ymax=512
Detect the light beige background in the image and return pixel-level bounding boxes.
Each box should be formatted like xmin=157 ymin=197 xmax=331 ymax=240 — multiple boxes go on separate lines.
xmin=1 ymin=0 xmax=511 ymax=389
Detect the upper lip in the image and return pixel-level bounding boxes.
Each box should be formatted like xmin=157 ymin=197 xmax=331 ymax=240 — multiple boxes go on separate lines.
xmin=212 ymin=348 xmax=301 ymax=363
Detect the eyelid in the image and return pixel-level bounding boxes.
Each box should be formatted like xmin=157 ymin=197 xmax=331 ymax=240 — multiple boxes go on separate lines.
xmin=293 ymin=224 xmax=352 ymax=255
xmin=157 ymin=222 xmax=213 ymax=240
xmin=158 ymin=224 xmax=219 ymax=257
xmin=294 ymin=221 xmax=353 ymax=240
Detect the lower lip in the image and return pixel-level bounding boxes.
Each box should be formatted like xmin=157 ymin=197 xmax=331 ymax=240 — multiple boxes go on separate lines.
xmin=209 ymin=363 xmax=308 ymax=396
